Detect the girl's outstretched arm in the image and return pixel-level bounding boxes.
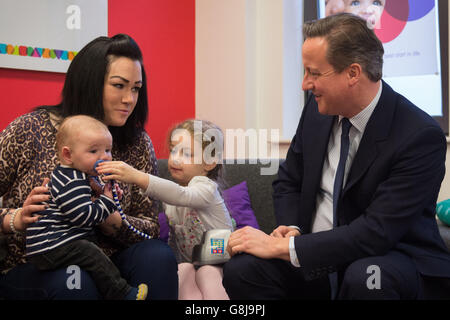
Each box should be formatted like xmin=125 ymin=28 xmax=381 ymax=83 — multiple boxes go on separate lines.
xmin=96 ymin=161 xmax=149 ymax=190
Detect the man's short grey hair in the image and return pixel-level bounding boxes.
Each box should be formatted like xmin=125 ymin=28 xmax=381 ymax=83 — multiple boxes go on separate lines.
xmin=303 ymin=13 xmax=384 ymax=82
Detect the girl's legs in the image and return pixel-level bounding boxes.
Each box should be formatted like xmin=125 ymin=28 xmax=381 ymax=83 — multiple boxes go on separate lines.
xmin=178 ymin=262 xmax=203 ymax=300
xmin=196 ymin=265 xmax=229 ymax=300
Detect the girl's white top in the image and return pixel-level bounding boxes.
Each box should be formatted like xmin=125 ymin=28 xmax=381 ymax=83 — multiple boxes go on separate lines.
xmin=143 ymin=175 xmax=233 ymax=262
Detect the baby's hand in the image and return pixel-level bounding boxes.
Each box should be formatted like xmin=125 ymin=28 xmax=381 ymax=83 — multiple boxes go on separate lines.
xmin=89 ymin=176 xmax=104 ymax=199
xmin=103 ymin=182 xmax=123 ymax=201
xmin=113 ymin=183 xmax=123 ymax=201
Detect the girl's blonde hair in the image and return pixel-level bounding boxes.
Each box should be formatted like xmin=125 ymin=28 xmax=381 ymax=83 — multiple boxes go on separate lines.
xmin=167 ymin=119 xmax=226 ymax=186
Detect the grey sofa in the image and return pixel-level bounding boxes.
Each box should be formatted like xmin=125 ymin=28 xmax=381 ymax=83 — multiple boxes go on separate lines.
xmin=157 ymin=159 xmax=278 ymax=234
xmin=157 ymin=159 xmax=450 ymax=249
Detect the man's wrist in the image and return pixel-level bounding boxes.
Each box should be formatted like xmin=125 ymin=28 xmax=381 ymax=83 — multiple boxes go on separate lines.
xmin=273 ymin=236 xmax=291 ymax=261
xmin=289 ymin=236 xmax=301 ymax=267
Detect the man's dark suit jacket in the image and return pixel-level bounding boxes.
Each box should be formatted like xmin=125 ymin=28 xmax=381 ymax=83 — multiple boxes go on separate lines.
xmin=273 ymin=81 xmax=450 ymax=281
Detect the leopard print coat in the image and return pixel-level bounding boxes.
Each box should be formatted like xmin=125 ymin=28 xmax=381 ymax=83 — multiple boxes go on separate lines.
xmin=0 ymin=109 xmax=160 ymax=274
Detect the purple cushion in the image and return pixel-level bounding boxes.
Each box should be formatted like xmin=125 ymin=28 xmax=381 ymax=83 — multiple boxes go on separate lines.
xmin=223 ymin=181 xmax=259 ymax=230
xmin=158 ymin=181 xmax=259 ymax=242
xmin=158 ymin=212 xmax=169 ymax=242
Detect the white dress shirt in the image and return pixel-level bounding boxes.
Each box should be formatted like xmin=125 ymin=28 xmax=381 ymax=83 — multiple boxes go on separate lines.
xmin=289 ymin=82 xmax=382 ymax=267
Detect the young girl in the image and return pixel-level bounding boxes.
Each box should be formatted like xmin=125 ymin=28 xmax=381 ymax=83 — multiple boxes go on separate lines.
xmin=97 ymin=119 xmax=232 ymax=300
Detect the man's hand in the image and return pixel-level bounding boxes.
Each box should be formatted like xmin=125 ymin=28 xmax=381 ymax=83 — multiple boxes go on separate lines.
xmin=226 ymin=226 xmax=291 ymax=261
xmin=270 ymin=225 xmax=301 ymax=238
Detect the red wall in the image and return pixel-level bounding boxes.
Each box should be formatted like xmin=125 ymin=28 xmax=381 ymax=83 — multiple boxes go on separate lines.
xmin=0 ymin=0 xmax=195 ymax=158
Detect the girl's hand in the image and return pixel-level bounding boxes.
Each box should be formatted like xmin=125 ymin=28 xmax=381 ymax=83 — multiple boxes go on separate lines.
xmin=96 ymin=161 xmax=136 ymax=183
xmin=16 ymin=178 xmax=51 ymax=231
xmin=96 ymin=161 xmax=149 ymax=190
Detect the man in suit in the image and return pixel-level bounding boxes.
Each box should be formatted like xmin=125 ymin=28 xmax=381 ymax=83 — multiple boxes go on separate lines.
xmin=223 ymin=13 xmax=450 ymax=299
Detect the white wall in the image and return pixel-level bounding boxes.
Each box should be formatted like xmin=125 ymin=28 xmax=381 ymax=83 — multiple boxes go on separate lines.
xmin=195 ymin=0 xmax=450 ymax=202
xmin=195 ymin=0 xmax=247 ymax=132
xmin=195 ymin=0 xmax=303 ymax=159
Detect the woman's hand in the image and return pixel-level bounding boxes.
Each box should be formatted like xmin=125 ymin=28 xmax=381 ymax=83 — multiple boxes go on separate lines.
xmin=15 ymin=178 xmax=50 ymax=231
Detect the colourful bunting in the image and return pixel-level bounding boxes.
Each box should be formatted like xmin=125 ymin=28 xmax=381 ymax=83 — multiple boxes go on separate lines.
xmin=0 ymin=42 xmax=77 ymax=61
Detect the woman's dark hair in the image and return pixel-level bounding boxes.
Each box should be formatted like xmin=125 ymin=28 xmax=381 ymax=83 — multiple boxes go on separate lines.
xmin=36 ymin=34 xmax=148 ymax=150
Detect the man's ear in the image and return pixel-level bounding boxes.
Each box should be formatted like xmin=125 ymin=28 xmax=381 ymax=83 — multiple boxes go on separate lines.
xmin=61 ymin=146 xmax=73 ymax=165
xmin=347 ymin=63 xmax=362 ymax=86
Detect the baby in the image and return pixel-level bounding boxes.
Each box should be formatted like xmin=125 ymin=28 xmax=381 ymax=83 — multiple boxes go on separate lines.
xmin=344 ymin=0 xmax=385 ymax=29
xmin=26 ymin=115 xmax=147 ymax=300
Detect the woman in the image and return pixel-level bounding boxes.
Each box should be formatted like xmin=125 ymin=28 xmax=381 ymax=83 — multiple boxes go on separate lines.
xmin=0 ymin=34 xmax=178 ymax=299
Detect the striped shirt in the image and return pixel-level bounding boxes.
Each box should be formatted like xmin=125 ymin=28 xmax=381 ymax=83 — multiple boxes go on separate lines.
xmin=26 ymin=165 xmax=117 ymax=257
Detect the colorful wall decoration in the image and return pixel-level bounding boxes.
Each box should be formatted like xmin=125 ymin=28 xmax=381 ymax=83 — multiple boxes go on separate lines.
xmin=0 ymin=0 xmax=106 ymax=73
xmin=0 ymin=43 xmax=77 ymax=61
